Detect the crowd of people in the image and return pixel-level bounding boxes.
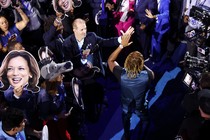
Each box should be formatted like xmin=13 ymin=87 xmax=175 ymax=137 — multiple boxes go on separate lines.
xmin=0 ymin=0 xmax=210 ymax=139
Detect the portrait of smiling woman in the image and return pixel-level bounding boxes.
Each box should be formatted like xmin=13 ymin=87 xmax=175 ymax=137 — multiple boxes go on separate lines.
xmin=0 ymin=50 xmax=42 ymax=139
xmin=52 ymin=0 xmax=74 ymax=14
xmin=0 ymin=0 xmax=12 ymax=9
xmin=0 ymin=50 xmax=40 ymax=93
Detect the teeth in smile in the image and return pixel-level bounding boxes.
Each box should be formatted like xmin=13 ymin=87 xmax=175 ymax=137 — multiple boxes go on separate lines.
xmin=2 ymin=0 xmax=6 ymax=4
xmin=63 ymin=1 xmax=68 ymax=8
xmin=12 ymin=78 xmax=21 ymax=83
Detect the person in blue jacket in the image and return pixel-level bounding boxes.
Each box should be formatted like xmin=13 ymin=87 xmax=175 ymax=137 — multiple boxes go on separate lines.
xmin=145 ymin=0 xmax=170 ymax=62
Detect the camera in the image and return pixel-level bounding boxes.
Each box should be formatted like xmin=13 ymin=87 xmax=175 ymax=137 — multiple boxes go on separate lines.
xmin=183 ymin=52 xmax=209 ymax=91
xmin=183 ymin=71 xmax=200 ymax=91
xmin=187 ymin=5 xmax=210 ymax=44
xmin=190 ymin=5 xmax=210 ymax=26
xmin=183 ymin=5 xmax=210 ymax=88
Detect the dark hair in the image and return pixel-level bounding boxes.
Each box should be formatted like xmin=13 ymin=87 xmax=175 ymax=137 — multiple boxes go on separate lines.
xmin=0 ymin=50 xmax=40 ymax=92
xmin=43 ymin=15 xmax=56 ymax=32
xmin=45 ymin=80 xmax=59 ymax=95
xmin=0 ymin=14 xmax=8 ymax=35
xmin=7 ymin=40 xmax=23 ymax=52
xmin=2 ymin=107 xmax=25 ymax=131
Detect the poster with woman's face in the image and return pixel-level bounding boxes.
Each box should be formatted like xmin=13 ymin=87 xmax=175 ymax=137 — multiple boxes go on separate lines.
xmin=0 ymin=50 xmax=40 ymax=92
xmin=52 ymin=0 xmax=82 ymax=14
xmin=52 ymin=0 xmax=74 ymax=14
xmin=7 ymin=55 xmax=31 ymax=88
xmin=0 ymin=0 xmax=12 ymax=8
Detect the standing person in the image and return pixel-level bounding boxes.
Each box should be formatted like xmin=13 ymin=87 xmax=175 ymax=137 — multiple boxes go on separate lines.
xmin=145 ymin=0 xmax=170 ymax=62
xmin=63 ymin=18 xmax=125 ymax=78
xmin=0 ymin=50 xmax=41 ymax=139
xmin=63 ymin=18 xmax=134 ymax=121
xmin=43 ymin=14 xmax=65 ymax=63
xmin=112 ymin=0 xmax=135 ymax=36
xmin=0 ymin=107 xmax=27 ymax=140
xmin=0 ymin=0 xmax=16 ymax=25
xmin=52 ymin=0 xmax=75 ymax=37
xmin=134 ymin=0 xmax=158 ymax=59
xmin=108 ymin=28 xmax=154 ymax=140
xmin=92 ymin=0 xmax=115 ymax=38
xmin=38 ymin=62 xmax=72 ymax=140
xmin=0 ymin=5 xmax=29 ymax=53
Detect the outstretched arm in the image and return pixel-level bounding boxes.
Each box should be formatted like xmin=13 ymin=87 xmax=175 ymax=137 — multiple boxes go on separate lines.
xmin=15 ymin=5 xmax=29 ymax=31
xmin=108 ymin=27 xmax=134 ymax=72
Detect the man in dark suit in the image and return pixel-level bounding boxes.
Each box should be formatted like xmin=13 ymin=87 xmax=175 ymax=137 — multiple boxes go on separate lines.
xmin=63 ymin=18 xmax=125 ymax=78
xmin=134 ymin=0 xmax=158 ymax=59
xmin=63 ymin=18 xmax=133 ymax=122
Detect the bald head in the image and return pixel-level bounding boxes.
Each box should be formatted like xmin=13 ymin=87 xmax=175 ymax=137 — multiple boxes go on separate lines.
xmin=72 ymin=18 xmax=86 ymax=29
xmin=72 ymin=18 xmax=87 ymax=41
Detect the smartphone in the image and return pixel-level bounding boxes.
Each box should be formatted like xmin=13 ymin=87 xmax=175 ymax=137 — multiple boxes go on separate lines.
xmin=183 ymin=73 xmax=193 ymax=87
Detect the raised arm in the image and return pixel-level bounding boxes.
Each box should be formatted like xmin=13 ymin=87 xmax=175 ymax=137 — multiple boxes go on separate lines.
xmin=14 ymin=6 xmax=29 ymax=31
xmin=108 ymin=27 xmax=134 ymax=72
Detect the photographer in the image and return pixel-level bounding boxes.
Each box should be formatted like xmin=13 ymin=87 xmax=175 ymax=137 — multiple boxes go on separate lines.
xmin=176 ymin=72 xmax=210 ymax=140
xmin=182 ymin=0 xmax=210 ymax=56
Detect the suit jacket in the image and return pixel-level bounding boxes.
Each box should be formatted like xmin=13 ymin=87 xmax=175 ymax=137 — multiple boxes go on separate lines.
xmin=134 ymin=0 xmax=158 ymax=27
xmin=43 ymin=25 xmax=64 ymax=62
xmin=63 ymin=32 xmax=120 ymax=76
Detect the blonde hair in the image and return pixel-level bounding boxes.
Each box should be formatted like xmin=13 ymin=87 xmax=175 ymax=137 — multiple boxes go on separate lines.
xmin=124 ymin=51 xmax=144 ymax=79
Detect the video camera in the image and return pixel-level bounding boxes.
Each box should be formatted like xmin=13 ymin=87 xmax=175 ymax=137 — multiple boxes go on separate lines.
xmin=190 ymin=5 xmax=210 ymax=26
xmin=186 ymin=5 xmax=210 ymax=43
xmin=183 ymin=51 xmax=210 ymax=91
xmin=183 ymin=6 xmax=210 ymax=89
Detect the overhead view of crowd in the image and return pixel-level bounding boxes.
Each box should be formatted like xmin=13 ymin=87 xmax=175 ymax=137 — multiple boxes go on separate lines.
xmin=0 ymin=0 xmax=210 ymax=139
